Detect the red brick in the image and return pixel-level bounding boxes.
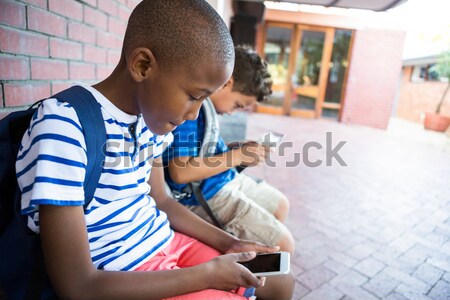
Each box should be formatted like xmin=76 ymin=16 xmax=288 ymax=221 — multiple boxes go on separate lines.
xmin=126 ymin=0 xmax=140 ymax=10
xmin=31 ymin=58 xmax=68 ymax=80
xmin=28 ymin=7 xmax=67 ymax=38
xmin=0 ymin=55 xmax=30 ymax=80
xmin=97 ymin=65 xmax=114 ymax=80
xmin=98 ymin=0 xmax=118 ymax=16
xmin=84 ymin=44 xmax=107 ymax=64
xmin=68 ymin=21 xmax=96 ymax=44
xmin=118 ymin=5 xmax=132 ymax=22
xmin=70 ymin=62 xmax=95 ymax=80
xmin=340 ymin=28 xmax=405 ymax=129
xmin=107 ymin=50 xmax=121 ymax=66
xmin=97 ymin=31 xmax=123 ymax=49
xmin=80 ymin=0 xmax=97 ymax=7
xmin=4 ymin=82 xmax=51 ymax=107
xmin=108 ymin=17 xmax=127 ymax=37
xmin=0 ymin=26 xmax=49 ymax=57
xmin=0 ymin=1 xmax=26 ymax=28
xmin=23 ymin=0 xmax=47 ymax=9
xmin=51 ymin=82 xmax=72 ymax=95
xmin=0 ymin=84 xmax=3 ymax=108
xmin=84 ymin=6 xmax=107 ymax=31
xmin=50 ymin=38 xmax=83 ymax=60
xmin=49 ymin=0 xmax=83 ymax=21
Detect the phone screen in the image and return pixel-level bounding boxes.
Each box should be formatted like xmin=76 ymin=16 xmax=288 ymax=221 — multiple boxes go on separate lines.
xmin=259 ymin=131 xmax=284 ymax=148
xmin=240 ymin=253 xmax=281 ymax=273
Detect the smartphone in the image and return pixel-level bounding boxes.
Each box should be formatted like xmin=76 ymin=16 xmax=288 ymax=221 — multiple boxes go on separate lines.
xmin=239 ymin=252 xmax=290 ymax=276
xmin=258 ymin=131 xmax=285 ymax=148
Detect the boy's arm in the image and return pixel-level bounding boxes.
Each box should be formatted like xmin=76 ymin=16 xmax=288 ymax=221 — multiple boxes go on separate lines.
xmin=39 ymin=203 xmax=262 ymax=300
xmin=167 ymin=142 xmax=269 ymax=184
xmin=151 ymin=157 xmax=277 ymax=254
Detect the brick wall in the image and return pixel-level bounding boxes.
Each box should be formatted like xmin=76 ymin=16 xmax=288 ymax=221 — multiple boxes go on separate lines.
xmin=0 ymin=0 xmax=140 ymax=115
xmin=340 ymin=29 xmax=405 ymax=129
xmin=396 ymin=66 xmax=450 ymax=122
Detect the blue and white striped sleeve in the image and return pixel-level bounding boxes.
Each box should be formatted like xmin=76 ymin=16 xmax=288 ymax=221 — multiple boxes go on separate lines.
xmin=16 ymin=99 xmax=87 ymax=215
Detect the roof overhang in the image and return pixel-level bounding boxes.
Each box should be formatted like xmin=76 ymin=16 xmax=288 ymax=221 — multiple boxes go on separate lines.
xmin=240 ymin=0 xmax=408 ymax=12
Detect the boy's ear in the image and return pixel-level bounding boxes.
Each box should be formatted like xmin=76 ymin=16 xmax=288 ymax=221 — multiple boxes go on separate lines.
xmin=224 ymin=77 xmax=234 ymax=88
xmin=127 ymin=47 xmax=157 ymax=82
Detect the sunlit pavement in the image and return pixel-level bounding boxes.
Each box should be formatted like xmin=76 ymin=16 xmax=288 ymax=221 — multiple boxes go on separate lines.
xmin=244 ymin=113 xmax=450 ymax=300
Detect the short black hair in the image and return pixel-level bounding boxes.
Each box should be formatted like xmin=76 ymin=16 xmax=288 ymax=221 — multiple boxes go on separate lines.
xmin=123 ymin=0 xmax=234 ymax=71
xmin=232 ymin=45 xmax=272 ymax=102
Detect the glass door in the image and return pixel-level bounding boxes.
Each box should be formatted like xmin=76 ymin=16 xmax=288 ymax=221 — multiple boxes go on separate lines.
xmin=258 ymin=22 xmax=294 ymax=114
xmin=323 ymin=29 xmax=353 ymax=120
xmin=288 ymin=26 xmax=335 ymax=118
xmin=258 ymin=23 xmax=353 ymax=119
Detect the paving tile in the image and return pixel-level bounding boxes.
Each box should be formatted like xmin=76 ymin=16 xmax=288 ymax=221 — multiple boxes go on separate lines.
xmin=362 ymin=272 xmax=401 ymax=298
xmin=335 ymin=283 xmax=380 ymax=300
xmin=384 ymin=291 xmax=412 ymax=300
xmin=244 ymin=114 xmax=450 ymax=300
xmin=326 ymin=249 xmax=358 ymax=268
xmin=323 ymin=259 xmax=350 ymax=275
xmin=427 ymin=257 xmax=450 ymax=273
xmin=300 ymin=284 xmax=343 ymax=300
xmin=394 ymin=283 xmax=433 ymax=300
xmin=427 ymin=280 xmax=450 ymax=300
xmin=388 ymin=237 xmax=417 ymax=253
xmin=382 ymin=267 xmax=431 ymax=294
xmin=329 ymin=269 xmax=368 ymax=287
xmin=345 ymin=243 xmax=378 ymax=261
xmin=292 ymin=281 xmax=310 ymax=299
xmin=443 ymin=272 xmax=450 ymax=283
xmin=296 ymin=265 xmax=337 ymax=290
xmin=412 ymin=263 xmax=445 ymax=286
xmin=294 ymin=251 xmax=329 ymax=270
xmin=353 ymin=257 xmax=385 ymax=278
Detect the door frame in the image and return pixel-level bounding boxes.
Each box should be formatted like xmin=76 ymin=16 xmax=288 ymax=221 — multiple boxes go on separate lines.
xmin=257 ymin=21 xmax=351 ymax=119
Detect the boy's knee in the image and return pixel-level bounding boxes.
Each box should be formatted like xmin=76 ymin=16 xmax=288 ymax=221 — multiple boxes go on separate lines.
xmin=278 ymin=229 xmax=295 ymax=256
xmin=274 ymin=194 xmax=290 ymax=222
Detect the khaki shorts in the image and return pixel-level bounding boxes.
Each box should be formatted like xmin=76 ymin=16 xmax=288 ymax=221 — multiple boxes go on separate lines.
xmin=187 ymin=173 xmax=289 ymax=247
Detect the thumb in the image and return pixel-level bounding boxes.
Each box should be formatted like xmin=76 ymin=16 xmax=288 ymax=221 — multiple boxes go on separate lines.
xmin=235 ymin=251 xmax=257 ymax=263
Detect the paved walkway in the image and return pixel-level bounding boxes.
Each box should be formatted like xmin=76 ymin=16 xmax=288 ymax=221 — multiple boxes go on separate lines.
xmin=244 ymin=113 xmax=450 ymax=300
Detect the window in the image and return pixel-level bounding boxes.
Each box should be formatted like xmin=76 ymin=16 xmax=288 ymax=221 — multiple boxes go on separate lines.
xmin=411 ymin=63 xmax=448 ymax=82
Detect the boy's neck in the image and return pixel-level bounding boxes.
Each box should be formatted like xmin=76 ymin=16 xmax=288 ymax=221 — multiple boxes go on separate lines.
xmin=93 ymin=62 xmax=140 ymax=116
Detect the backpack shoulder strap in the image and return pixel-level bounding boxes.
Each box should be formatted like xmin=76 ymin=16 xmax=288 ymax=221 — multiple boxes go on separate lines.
xmin=52 ymin=86 xmax=106 ymax=204
xmin=191 ymin=98 xmax=224 ymax=229
xmin=200 ymin=98 xmax=219 ymax=157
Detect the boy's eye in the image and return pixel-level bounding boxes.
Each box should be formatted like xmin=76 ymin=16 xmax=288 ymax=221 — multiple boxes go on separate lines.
xmin=189 ymin=95 xmax=201 ymax=101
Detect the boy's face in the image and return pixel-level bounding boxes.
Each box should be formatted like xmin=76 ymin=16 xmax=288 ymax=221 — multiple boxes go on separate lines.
xmin=137 ymin=60 xmax=233 ymax=135
xmin=210 ymin=79 xmax=257 ymax=115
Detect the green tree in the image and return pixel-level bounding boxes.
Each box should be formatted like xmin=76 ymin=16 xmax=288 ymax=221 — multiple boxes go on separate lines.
xmin=435 ymin=50 xmax=450 ymax=114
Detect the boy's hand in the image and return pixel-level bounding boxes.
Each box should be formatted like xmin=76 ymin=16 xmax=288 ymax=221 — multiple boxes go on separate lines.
xmin=225 ymin=239 xmax=280 ymax=255
xmin=205 ymin=252 xmax=264 ymax=290
xmin=238 ymin=142 xmax=270 ymax=167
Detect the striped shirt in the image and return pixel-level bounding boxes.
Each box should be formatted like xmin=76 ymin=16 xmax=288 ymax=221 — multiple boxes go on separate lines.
xmin=16 ymin=84 xmax=174 ymax=271
xmin=162 ymin=108 xmax=236 ymax=206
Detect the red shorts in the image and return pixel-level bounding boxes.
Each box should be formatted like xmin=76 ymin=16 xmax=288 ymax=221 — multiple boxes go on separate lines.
xmin=135 ymin=232 xmax=249 ymax=299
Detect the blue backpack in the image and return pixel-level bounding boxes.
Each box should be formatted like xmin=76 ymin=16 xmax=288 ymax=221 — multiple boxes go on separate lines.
xmin=0 ymin=86 xmax=106 ymax=300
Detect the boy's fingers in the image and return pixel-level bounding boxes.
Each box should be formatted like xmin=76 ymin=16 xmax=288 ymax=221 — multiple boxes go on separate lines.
xmin=258 ymin=276 xmax=266 ymax=287
xmin=255 ymin=244 xmax=280 ymax=253
xmin=235 ymin=251 xmax=257 ymax=263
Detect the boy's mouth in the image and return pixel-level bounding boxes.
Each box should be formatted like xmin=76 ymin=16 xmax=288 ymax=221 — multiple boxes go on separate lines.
xmin=170 ymin=121 xmax=184 ymax=127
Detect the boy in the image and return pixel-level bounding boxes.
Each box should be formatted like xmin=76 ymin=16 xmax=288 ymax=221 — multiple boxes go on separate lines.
xmin=15 ymin=1 xmax=294 ymax=299
xmin=163 ymin=45 xmax=295 ymax=255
